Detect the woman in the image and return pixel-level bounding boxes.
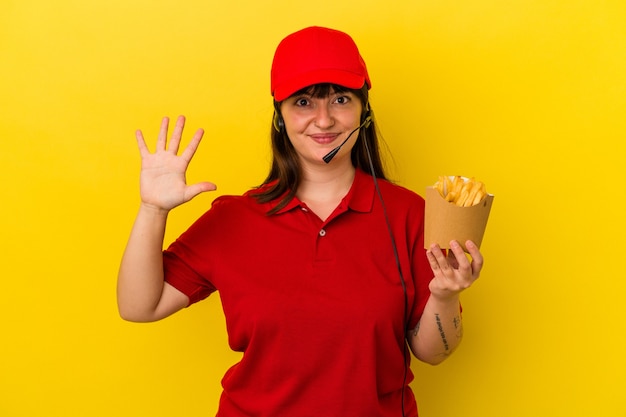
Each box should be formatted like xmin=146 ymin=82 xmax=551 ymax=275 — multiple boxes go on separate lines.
xmin=117 ymin=26 xmax=483 ymax=417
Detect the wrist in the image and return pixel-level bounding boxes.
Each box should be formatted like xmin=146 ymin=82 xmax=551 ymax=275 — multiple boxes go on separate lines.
xmin=428 ymin=291 xmax=461 ymax=307
xmin=138 ymin=202 xmax=171 ymax=217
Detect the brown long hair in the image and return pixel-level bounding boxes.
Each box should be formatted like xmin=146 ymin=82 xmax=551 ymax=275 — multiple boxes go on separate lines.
xmin=252 ymin=83 xmax=388 ymax=214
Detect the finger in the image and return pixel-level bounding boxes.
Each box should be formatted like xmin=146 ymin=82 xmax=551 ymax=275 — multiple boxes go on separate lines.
xmin=427 ymin=244 xmax=450 ymax=272
xmin=449 ymin=240 xmax=471 ymax=272
xmin=465 ymin=240 xmax=484 ymax=277
xmin=156 ymin=117 xmax=170 ymax=151
xmin=180 ymin=128 xmax=205 ymax=162
xmin=426 ymin=249 xmax=439 ymax=271
xmin=135 ymin=129 xmax=150 ymax=157
xmin=168 ymin=115 xmax=186 ymax=154
xmin=446 ymin=248 xmax=460 ymax=269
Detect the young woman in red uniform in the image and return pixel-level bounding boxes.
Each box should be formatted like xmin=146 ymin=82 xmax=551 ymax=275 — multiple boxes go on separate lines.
xmin=117 ymin=26 xmax=484 ymax=417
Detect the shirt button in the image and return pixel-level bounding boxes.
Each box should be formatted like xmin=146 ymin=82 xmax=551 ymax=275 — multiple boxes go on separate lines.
xmin=319 ymin=229 xmax=326 ymax=237
xmin=301 ymin=207 xmax=308 ymax=212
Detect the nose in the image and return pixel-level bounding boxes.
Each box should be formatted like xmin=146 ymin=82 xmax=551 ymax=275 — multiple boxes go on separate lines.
xmin=314 ymin=104 xmax=335 ymax=129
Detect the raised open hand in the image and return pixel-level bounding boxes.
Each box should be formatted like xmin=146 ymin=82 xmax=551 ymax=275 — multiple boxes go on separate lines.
xmin=136 ymin=116 xmax=216 ymax=212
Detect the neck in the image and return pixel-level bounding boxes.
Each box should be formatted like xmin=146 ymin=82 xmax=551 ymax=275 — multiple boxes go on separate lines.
xmin=297 ymin=163 xmax=356 ymax=210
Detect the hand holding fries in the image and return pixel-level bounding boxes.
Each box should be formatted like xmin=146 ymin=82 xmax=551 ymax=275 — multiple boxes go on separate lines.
xmin=434 ymin=176 xmax=487 ymax=207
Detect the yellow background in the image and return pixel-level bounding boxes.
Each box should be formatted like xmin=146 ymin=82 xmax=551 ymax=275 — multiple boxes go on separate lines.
xmin=1 ymin=0 xmax=625 ymax=416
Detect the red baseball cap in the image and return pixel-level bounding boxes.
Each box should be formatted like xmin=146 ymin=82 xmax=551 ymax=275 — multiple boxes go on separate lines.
xmin=271 ymin=26 xmax=371 ymax=102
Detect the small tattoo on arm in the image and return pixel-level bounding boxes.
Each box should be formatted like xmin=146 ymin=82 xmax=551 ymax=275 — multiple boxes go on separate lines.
xmin=413 ymin=321 xmax=421 ymax=337
xmin=453 ymin=315 xmax=463 ymax=338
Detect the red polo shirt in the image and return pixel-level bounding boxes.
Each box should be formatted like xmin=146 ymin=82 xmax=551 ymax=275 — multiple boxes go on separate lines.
xmin=163 ymin=169 xmax=433 ymax=417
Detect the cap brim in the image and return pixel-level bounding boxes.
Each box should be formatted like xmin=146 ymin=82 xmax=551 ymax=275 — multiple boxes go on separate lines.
xmin=273 ymin=68 xmax=366 ymax=102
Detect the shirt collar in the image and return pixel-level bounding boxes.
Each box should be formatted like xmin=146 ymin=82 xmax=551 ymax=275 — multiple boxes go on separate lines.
xmin=345 ymin=168 xmax=375 ymax=213
xmin=272 ymin=168 xmax=375 ymax=215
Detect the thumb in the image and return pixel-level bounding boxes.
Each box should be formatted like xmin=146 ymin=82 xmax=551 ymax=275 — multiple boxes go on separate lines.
xmin=184 ymin=181 xmax=217 ymax=202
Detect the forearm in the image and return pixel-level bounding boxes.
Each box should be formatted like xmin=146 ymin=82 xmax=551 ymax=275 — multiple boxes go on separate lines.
xmin=408 ymin=294 xmax=463 ymax=365
xmin=117 ymin=204 xmax=169 ymax=321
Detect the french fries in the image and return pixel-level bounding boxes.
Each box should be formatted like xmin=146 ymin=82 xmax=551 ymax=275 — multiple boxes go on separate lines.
xmin=434 ymin=176 xmax=487 ymax=207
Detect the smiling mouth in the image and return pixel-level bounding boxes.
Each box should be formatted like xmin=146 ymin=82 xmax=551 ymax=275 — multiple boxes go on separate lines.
xmin=309 ymin=133 xmax=340 ymax=144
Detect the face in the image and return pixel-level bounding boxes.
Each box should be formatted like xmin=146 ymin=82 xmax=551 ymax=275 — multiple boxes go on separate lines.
xmin=279 ymin=86 xmax=363 ymax=167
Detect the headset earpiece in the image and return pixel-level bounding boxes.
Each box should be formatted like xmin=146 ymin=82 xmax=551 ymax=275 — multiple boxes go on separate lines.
xmin=273 ymin=112 xmax=285 ymax=132
xmin=362 ymin=113 xmax=372 ymax=129
xmin=361 ymin=103 xmax=372 ymax=128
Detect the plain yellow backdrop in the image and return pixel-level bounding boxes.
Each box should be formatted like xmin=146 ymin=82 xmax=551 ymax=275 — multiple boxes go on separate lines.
xmin=1 ymin=0 xmax=625 ymax=416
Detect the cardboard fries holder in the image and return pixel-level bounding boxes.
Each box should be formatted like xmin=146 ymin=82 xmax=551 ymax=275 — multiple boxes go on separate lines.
xmin=424 ymin=186 xmax=494 ymax=251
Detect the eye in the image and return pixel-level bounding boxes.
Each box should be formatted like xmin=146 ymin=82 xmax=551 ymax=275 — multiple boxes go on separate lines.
xmin=334 ymin=95 xmax=351 ymax=104
xmin=294 ymin=97 xmax=310 ymax=107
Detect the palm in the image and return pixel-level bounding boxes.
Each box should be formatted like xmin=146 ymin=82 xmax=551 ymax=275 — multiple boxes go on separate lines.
xmin=136 ymin=116 xmax=216 ymax=211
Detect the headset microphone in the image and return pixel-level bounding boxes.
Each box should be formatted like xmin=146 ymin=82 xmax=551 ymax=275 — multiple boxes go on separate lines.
xmin=322 ymin=114 xmax=372 ymax=164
